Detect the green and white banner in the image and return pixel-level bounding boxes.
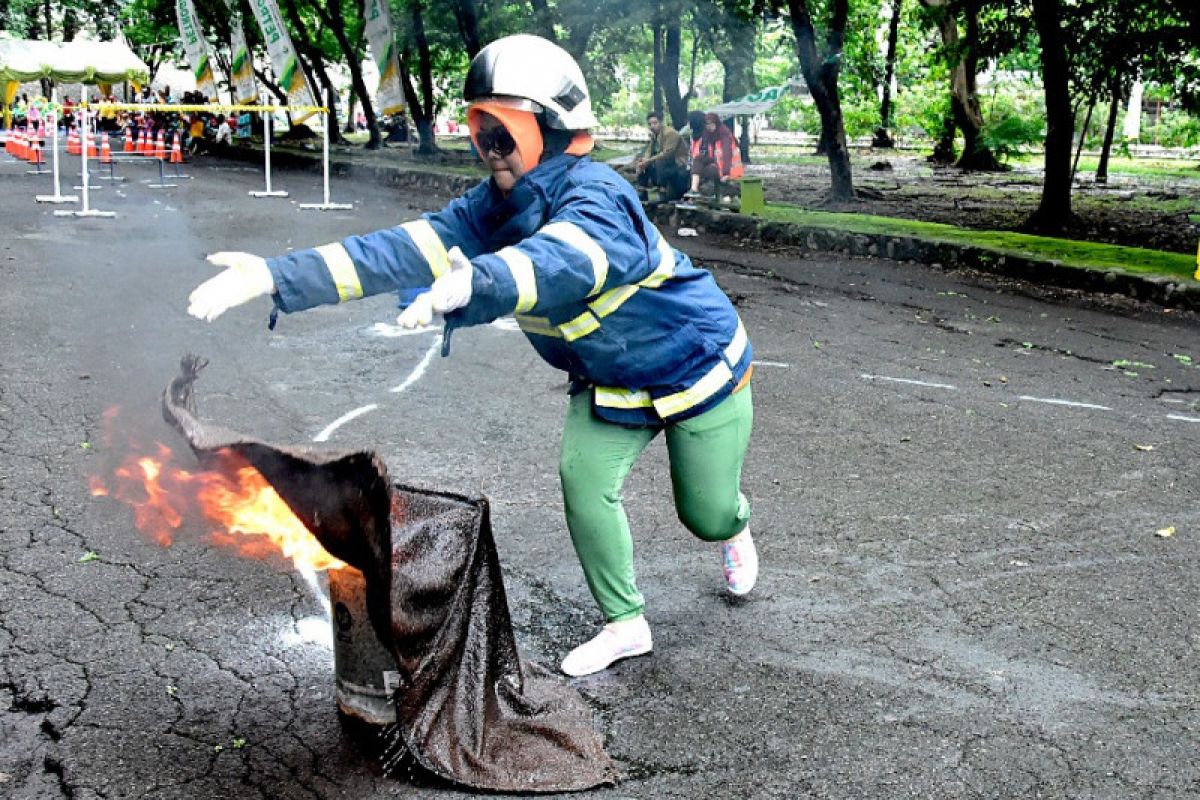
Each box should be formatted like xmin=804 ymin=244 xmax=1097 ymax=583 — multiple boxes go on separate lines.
xmin=175 ymin=0 xmax=218 ymax=100
xmin=706 ymin=82 xmax=805 ymax=116
xmin=248 ymin=0 xmax=317 ymax=120
xmin=227 ymin=4 xmax=258 ymax=104
xmin=363 ymin=0 xmax=404 ymax=115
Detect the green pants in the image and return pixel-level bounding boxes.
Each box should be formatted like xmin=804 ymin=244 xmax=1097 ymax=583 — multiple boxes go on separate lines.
xmin=559 ymin=386 xmax=753 ymax=622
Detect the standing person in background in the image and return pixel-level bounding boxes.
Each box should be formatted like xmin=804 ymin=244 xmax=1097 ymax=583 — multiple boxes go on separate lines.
xmin=632 ymin=111 xmax=690 ymax=201
xmin=186 ymin=34 xmax=759 ymax=680
xmin=685 ymin=113 xmax=743 ymax=199
xmin=214 ymin=115 xmax=232 ymax=145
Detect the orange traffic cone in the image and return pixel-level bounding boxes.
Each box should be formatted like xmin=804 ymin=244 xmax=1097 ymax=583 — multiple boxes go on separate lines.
xmin=100 ymin=133 xmax=113 ymax=164
xmin=138 ymin=130 xmax=150 ymax=155
xmin=123 ymin=130 xmax=135 ymax=153
xmin=67 ymin=127 xmax=79 ymax=156
xmin=30 ymin=138 xmax=44 ymax=166
xmin=86 ymin=130 xmax=98 ymax=158
xmin=154 ymin=130 xmax=166 ymax=160
xmin=169 ymin=132 xmax=183 ymax=164
xmin=14 ymin=129 xmax=25 ymax=160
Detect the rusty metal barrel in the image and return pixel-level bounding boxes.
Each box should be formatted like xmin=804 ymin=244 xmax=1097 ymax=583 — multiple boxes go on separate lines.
xmin=328 ymin=565 xmax=398 ymax=726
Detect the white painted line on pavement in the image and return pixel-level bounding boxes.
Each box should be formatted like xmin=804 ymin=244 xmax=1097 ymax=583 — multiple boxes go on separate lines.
xmin=753 ymin=360 xmax=791 ymax=368
xmin=313 ymin=403 xmax=378 ymax=442
xmin=1166 ymin=414 xmax=1200 ymax=423
xmin=369 ymin=321 xmax=439 ymax=337
xmin=861 ymin=374 xmax=958 ymax=390
xmin=1018 ymin=396 xmax=1111 ymax=411
xmin=391 ymin=335 xmax=442 ymax=393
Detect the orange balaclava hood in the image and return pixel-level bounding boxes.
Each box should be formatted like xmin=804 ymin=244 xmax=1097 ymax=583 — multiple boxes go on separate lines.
xmin=467 ymin=100 xmax=596 ymax=173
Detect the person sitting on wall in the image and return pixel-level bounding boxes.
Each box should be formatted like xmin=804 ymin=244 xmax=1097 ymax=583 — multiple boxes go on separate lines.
xmin=684 ymin=112 xmax=743 ymax=200
xmin=632 ymin=111 xmax=689 ymax=202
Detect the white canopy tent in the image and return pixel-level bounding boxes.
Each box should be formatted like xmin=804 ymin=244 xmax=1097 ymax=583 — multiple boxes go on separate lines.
xmin=1 ymin=37 xmax=151 ymax=127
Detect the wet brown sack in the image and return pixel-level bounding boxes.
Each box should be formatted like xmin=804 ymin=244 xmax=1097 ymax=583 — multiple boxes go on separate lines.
xmin=162 ymin=356 xmax=617 ymax=792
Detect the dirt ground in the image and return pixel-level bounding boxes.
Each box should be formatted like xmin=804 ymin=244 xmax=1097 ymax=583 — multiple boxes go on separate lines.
xmin=745 ymin=152 xmax=1200 ymax=255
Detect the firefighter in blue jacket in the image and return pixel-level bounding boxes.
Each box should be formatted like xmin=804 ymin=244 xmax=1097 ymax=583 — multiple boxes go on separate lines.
xmin=188 ymin=34 xmax=757 ymax=678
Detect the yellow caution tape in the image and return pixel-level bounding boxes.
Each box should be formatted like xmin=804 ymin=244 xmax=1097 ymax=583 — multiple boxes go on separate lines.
xmin=79 ymin=103 xmax=328 ymax=114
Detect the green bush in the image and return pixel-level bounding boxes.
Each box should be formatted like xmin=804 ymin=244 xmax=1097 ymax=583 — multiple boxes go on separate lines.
xmin=978 ymin=112 xmax=1044 ymax=164
xmin=1141 ymin=109 xmax=1200 ymax=148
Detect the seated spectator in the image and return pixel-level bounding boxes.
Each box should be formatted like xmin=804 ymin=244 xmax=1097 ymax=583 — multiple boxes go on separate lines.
xmin=632 ymin=110 xmax=689 ymax=201
xmin=685 ymin=112 xmax=743 ymax=198
xmin=214 ymin=115 xmax=232 ymax=145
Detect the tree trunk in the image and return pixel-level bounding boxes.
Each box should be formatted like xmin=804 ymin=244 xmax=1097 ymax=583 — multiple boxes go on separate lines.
xmin=787 ymin=0 xmax=855 ymax=201
xmin=660 ymin=22 xmax=689 ymax=129
xmin=322 ymin=0 xmax=381 ymax=149
xmin=400 ymin=1 xmax=438 ymax=155
xmin=345 ymin=87 xmax=358 ymax=134
xmin=873 ymin=0 xmax=902 ymax=148
xmin=1071 ymin=92 xmax=1097 ymax=184
xmin=279 ymin=0 xmax=346 ymax=142
xmin=1027 ymin=0 xmax=1073 ymax=233
xmin=929 ymin=104 xmax=956 ymax=162
xmin=453 ymin=0 xmax=482 ymax=59
xmin=652 ymin=25 xmax=665 ymax=119
xmin=528 ymin=0 xmax=557 ymax=42
xmin=1095 ymin=78 xmax=1122 ymax=184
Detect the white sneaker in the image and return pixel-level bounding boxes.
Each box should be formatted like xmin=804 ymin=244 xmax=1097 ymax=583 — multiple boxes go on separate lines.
xmin=722 ymin=528 xmax=758 ymax=596
xmin=560 ymin=616 xmax=653 ymax=677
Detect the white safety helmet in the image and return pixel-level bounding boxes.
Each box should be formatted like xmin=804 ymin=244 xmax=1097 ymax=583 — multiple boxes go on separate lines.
xmin=464 ymin=34 xmax=599 ymax=131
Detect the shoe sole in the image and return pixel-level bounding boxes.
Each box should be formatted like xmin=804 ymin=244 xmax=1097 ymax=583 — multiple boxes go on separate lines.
xmin=562 ymin=643 xmax=653 ymax=678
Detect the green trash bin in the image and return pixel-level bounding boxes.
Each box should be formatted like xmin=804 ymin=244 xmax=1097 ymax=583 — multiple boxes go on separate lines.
xmin=738 ymin=177 xmax=764 ymax=216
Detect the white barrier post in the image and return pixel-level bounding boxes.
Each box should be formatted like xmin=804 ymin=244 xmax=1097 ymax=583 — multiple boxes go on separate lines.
xmin=55 ymin=110 xmax=114 ymax=218
xmin=36 ymin=92 xmax=78 ymax=204
xmin=250 ymin=111 xmax=288 ymax=197
xmin=300 ymin=112 xmax=352 ymax=211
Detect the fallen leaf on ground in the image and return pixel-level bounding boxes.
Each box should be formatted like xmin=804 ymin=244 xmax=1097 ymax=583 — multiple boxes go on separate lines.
xmin=1134 ymin=444 xmax=1155 ymax=451
xmin=1156 ymin=526 xmax=1176 ymax=538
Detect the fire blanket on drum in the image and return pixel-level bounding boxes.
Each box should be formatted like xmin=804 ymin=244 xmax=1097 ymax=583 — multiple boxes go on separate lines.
xmin=263 ymin=152 xmax=752 ymax=426
xmin=162 ymin=356 xmax=617 ymax=792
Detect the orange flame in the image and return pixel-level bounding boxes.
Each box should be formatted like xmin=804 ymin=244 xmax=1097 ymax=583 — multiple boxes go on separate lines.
xmin=90 ymin=415 xmax=344 ymax=571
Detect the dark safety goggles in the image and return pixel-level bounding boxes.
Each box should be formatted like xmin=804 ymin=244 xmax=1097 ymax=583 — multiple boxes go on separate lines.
xmin=476 ymin=125 xmax=517 ymax=157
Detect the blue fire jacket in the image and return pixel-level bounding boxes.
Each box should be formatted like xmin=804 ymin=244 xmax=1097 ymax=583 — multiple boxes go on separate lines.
xmin=265 ymin=153 xmax=752 ymax=426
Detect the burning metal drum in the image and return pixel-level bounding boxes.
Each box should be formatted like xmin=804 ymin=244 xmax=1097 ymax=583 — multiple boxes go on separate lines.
xmin=328 ymin=565 xmax=398 ymax=726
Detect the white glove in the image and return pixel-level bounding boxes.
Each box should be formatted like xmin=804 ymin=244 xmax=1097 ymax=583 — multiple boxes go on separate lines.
xmin=396 ymin=246 xmax=474 ymax=329
xmin=188 ymin=252 xmax=275 ymax=322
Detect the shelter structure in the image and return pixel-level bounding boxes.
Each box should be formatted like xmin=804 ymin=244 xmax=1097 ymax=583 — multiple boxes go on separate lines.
xmin=1 ymin=37 xmax=151 ymax=128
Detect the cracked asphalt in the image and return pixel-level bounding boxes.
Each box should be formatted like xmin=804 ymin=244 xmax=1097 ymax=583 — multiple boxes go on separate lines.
xmin=2 ymin=150 xmax=1199 ymax=799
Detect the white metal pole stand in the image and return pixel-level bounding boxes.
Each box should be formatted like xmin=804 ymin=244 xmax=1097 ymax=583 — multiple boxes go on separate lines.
xmin=36 ymin=91 xmax=78 ymax=204
xmin=55 ymin=110 xmax=115 ymax=218
xmin=250 ymin=111 xmax=287 ymax=197
xmin=147 ymin=149 xmax=179 ymax=189
xmin=72 ymin=111 xmax=104 ymax=192
xmin=300 ymin=112 xmax=352 ymax=211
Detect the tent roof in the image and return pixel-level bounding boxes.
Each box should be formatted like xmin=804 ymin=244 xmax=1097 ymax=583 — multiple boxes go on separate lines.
xmin=0 ymin=38 xmax=150 ymax=85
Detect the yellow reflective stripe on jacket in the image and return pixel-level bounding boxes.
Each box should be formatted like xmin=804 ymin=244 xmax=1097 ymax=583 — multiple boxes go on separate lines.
xmin=725 ymin=318 xmax=748 ymax=365
xmin=652 ymin=361 xmax=734 ymax=419
xmin=315 ymin=243 xmax=363 ymax=302
xmin=638 ymin=234 xmax=677 ymax=289
xmin=559 ymin=311 xmax=600 ymax=341
xmin=515 ymin=314 xmax=563 ymax=338
xmin=541 ymin=221 xmax=609 ymax=297
xmin=400 ymin=219 xmax=450 ymax=279
xmin=595 ymin=386 xmax=654 ymax=409
xmin=589 ymin=284 xmax=639 ymax=319
xmin=496 ymin=246 xmax=537 ymax=313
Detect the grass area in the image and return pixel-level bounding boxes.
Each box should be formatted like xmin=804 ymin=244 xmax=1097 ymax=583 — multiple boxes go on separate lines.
xmin=761 ymin=203 xmax=1199 ymax=282
xmin=1012 ymin=153 xmax=1200 ymax=181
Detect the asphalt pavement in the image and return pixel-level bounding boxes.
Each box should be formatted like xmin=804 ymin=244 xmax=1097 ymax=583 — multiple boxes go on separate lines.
xmin=2 ymin=148 xmax=1199 ymax=799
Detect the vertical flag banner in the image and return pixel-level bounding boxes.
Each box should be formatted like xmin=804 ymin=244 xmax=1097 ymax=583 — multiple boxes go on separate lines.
xmin=249 ymin=0 xmax=318 ymax=121
xmin=175 ymin=0 xmax=219 ymax=100
xmin=363 ymin=0 xmax=405 ymax=115
xmin=227 ymin=4 xmax=259 ymax=104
